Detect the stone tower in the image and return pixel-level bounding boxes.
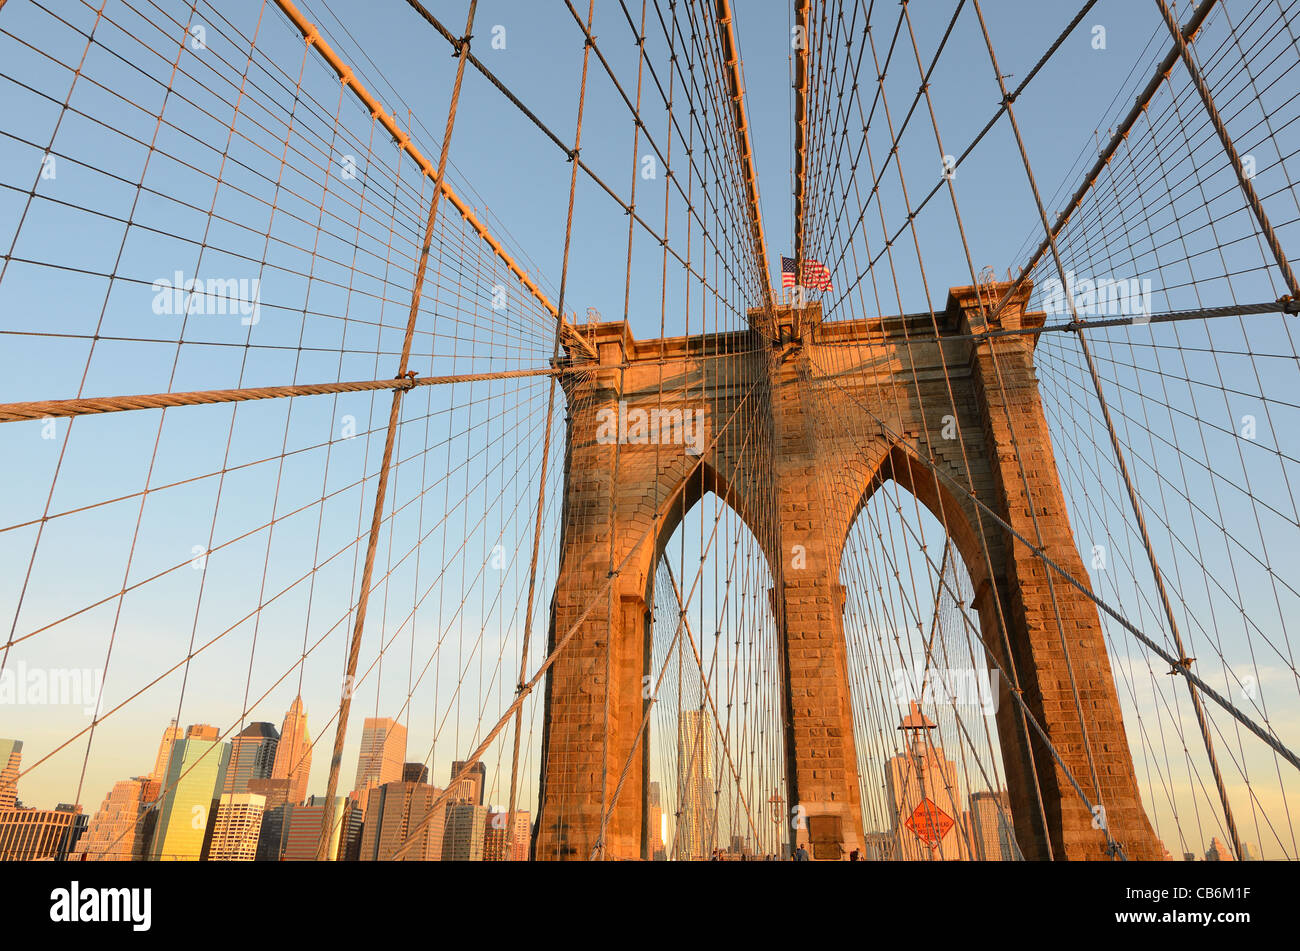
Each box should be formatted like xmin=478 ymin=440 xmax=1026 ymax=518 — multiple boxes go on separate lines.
xmin=533 ymin=281 xmax=1161 ymax=862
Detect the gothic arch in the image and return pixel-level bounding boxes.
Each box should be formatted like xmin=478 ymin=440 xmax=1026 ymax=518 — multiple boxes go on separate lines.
xmin=838 ymin=440 xmax=993 ymax=598
xmin=646 ymin=456 xmax=778 ymax=606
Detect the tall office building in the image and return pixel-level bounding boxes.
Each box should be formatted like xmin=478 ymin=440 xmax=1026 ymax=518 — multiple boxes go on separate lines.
xmin=150 ymin=720 xmax=183 ymax=784
xmin=442 ymin=801 xmax=487 ymax=861
xmin=339 ymin=799 xmax=366 ymax=861
xmin=676 ymin=709 xmax=716 ymax=860
xmin=0 ymin=739 xmax=21 ymax=810
xmin=446 ymin=777 xmax=477 ymax=804
xmin=148 ymin=724 xmax=230 ymax=861
xmin=207 ymin=793 xmax=266 ymax=861
xmin=271 ymin=696 xmax=312 ymax=805
xmin=248 ymin=777 xmax=293 ymax=861
xmin=0 ymin=803 xmax=85 ymax=860
xmin=353 ymin=717 xmax=407 ymax=794
xmin=647 ymin=781 xmax=665 ymax=861
xmin=483 ymin=810 xmax=529 ymax=861
xmin=511 ymin=810 xmax=531 ymax=861
xmin=73 ymin=777 xmax=160 ymax=861
xmin=280 ymin=795 xmax=359 ymax=860
xmin=449 ymin=760 xmax=486 ymax=805
xmin=223 ymin=722 xmax=279 ymax=796
xmin=884 ymin=703 xmax=966 ymax=861
xmin=357 ymin=781 xmax=446 ymax=861
xmin=402 ymin=762 xmax=429 ymax=785
xmin=966 ymin=789 xmax=1017 ymax=861
xmin=483 ymin=812 xmax=507 ymax=861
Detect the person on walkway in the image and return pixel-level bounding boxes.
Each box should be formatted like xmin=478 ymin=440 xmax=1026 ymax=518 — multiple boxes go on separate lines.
xmin=793 ymin=843 xmax=810 ymax=861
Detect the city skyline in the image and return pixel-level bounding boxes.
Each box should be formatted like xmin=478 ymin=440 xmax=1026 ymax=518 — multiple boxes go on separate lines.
xmin=0 ymin=694 xmax=1271 ymax=862
xmin=1 ymin=703 xmax=535 ymax=861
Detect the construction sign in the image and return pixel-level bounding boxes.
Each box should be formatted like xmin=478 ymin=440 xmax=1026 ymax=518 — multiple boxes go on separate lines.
xmin=905 ymin=798 xmax=954 ymax=849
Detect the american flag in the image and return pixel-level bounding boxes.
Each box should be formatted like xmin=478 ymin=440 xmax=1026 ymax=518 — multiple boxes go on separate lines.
xmin=781 ymin=255 xmax=833 ymax=291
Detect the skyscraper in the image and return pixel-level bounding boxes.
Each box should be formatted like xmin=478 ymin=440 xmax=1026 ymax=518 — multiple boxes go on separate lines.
xmin=148 ymin=724 xmax=230 ymax=861
xmin=510 ymin=810 xmax=531 ymax=861
xmin=483 ymin=812 xmax=507 ymax=861
xmin=150 ymin=720 xmax=183 ymax=784
xmin=280 ymin=795 xmax=359 ymax=860
xmin=647 ymin=781 xmax=665 ymax=861
xmin=206 ymin=793 xmax=266 ymax=861
xmin=357 ymin=781 xmax=446 ymax=861
xmin=449 ymin=760 xmax=486 ymax=805
xmin=223 ymin=722 xmax=279 ymax=796
xmin=402 ymin=762 xmax=429 ymax=785
xmin=676 ymin=709 xmax=716 ymax=860
xmin=340 ymin=799 xmax=366 ymax=861
xmin=967 ymin=789 xmax=1017 ymax=861
xmin=483 ymin=810 xmax=530 ymax=861
xmin=442 ymin=801 xmax=487 ymax=861
xmin=353 ymin=717 xmax=407 ymax=795
xmin=0 ymin=803 xmax=86 ymax=860
xmin=884 ymin=703 xmax=966 ymax=861
xmin=271 ymin=696 xmax=312 ymax=805
xmin=248 ymin=777 xmax=293 ymax=861
xmin=0 ymin=739 xmax=21 ymax=810
xmin=73 ymin=777 xmax=159 ymax=861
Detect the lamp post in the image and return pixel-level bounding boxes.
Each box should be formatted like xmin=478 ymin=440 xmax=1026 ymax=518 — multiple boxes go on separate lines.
xmin=768 ymin=790 xmax=784 ymax=859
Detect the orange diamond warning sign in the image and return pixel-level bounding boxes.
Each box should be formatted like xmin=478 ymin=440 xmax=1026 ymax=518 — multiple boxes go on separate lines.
xmin=905 ymin=798 xmax=954 ymax=848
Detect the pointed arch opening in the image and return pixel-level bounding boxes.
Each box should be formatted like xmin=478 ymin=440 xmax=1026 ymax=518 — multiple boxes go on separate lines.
xmin=645 ymin=463 xmax=787 ymax=861
xmin=837 ymin=442 xmax=1022 ymax=862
